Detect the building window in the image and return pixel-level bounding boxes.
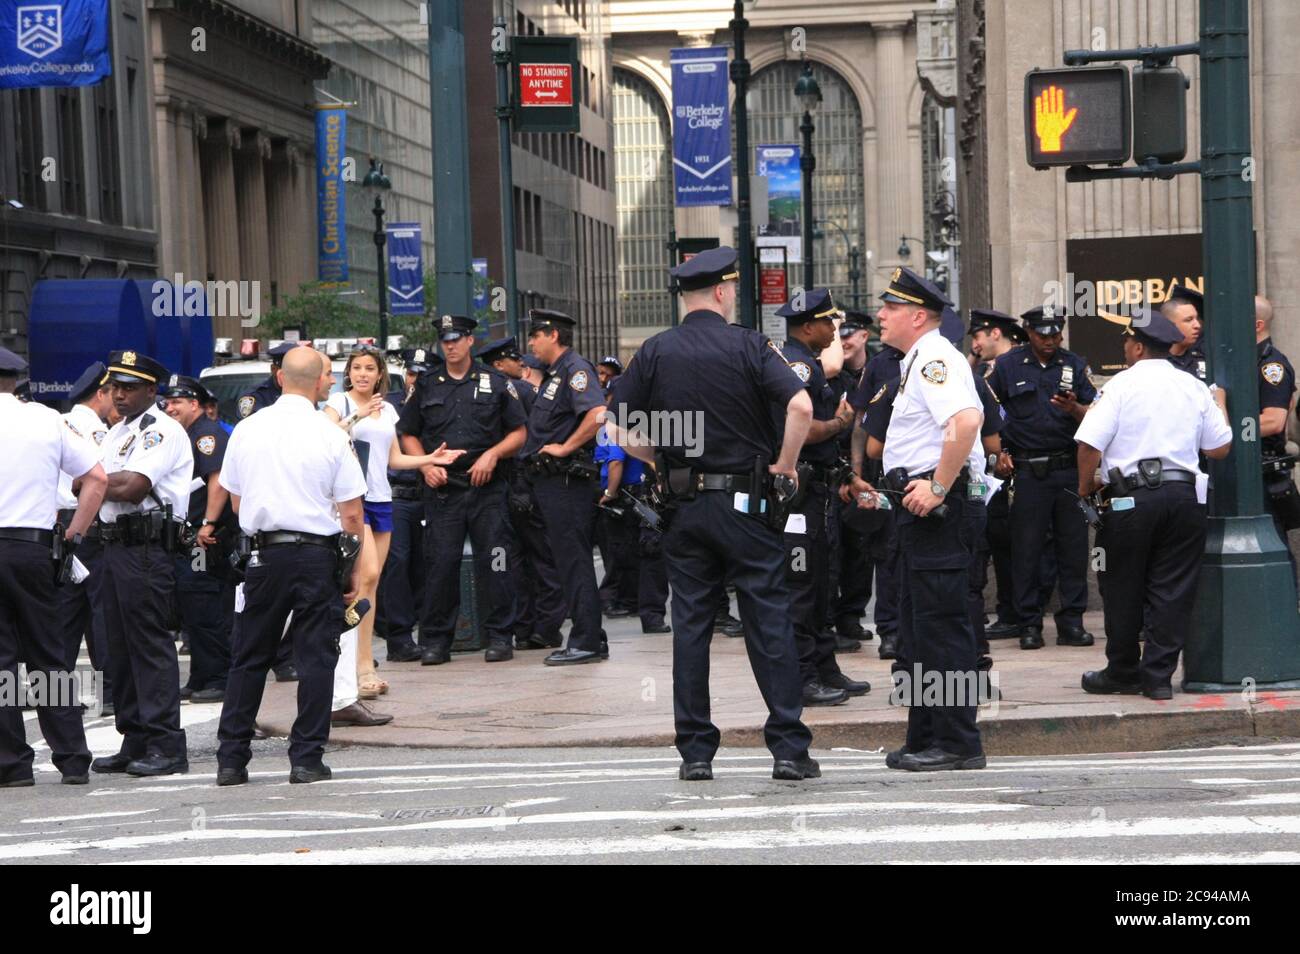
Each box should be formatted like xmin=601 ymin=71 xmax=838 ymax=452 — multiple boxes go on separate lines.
xmin=93 ymin=78 xmax=121 ymax=225
xmin=55 ymin=88 xmax=85 ymax=217
xmin=12 ymin=89 xmax=46 ymax=210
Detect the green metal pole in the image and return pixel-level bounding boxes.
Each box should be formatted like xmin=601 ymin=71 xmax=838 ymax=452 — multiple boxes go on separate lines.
xmin=1185 ymin=0 xmax=1300 ymax=691
xmin=493 ymin=14 xmax=519 ymax=341
xmin=730 ymin=1 xmax=755 ymax=329
xmin=428 ymin=0 xmax=473 ymax=319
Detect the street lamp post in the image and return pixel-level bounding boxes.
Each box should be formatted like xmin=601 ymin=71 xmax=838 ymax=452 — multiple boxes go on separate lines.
xmin=849 ymin=245 xmax=861 ymax=309
xmin=731 ymin=1 xmax=755 ymax=328
xmin=896 ymin=234 xmax=925 ymax=262
xmin=795 ymin=62 xmax=822 ymax=290
xmin=362 ymin=157 xmax=393 ymax=347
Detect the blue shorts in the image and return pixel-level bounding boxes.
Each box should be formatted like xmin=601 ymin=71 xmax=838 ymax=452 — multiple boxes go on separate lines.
xmin=363 ymin=500 xmax=394 ymax=533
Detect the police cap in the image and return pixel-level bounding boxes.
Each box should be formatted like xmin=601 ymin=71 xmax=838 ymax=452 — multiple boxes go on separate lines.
xmin=671 ymin=246 xmax=739 ymax=293
xmin=476 ymin=337 xmax=522 ymax=364
xmin=1124 ymin=308 xmax=1185 ymax=349
xmin=1167 ymin=282 xmax=1204 ymax=316
xmin=879 ymin=266 xmax=952 ymax=313
xmin=268 ymin=341 xmax=300 ymax=362
xmin=0 ymin=346 xmax=29 ymax=377
xmin=105 ymin=350 xmax=168 ymax=386
xmin=435 ymin=314 xmax=478 ymax=342
xmin=528 ymin=309 xmax=576 ymax=334
xmin=968 ymin=308 xmax=1024 ymax=342
xmin=1020 ymin=304 xmax=1069 ymax=336
xmin=839 ymin=310 xmax=872 ymax=336
xmin=401 ymin=347 xmax=438 ymax=373
xmin=164 ymin=374 xmax=213 ymax=404
xmin=67 ymin=361 xmax=108 ymax=403
xmin=776 ymin=288 xmax=837 ymax=325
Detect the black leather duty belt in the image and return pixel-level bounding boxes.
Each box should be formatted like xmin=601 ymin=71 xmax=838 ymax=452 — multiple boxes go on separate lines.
xmin=391 ymin=486 xmax=423 ymax=501
xmin=253 ymin=531 xmax=340 ymax=550
xmin=0 ymin=527 xmax=54 ymax=547
xmin=1123 ymin=468 xmax=1197 ymax=486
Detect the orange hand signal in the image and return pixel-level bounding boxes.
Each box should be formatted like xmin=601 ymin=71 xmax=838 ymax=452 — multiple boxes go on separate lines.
xmin=1034 ymin=84 xmax=1078 ymax=153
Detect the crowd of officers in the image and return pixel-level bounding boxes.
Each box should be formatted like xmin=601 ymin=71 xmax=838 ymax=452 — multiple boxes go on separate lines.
xmin=0 ymin=245 xmax=1293 ymax=786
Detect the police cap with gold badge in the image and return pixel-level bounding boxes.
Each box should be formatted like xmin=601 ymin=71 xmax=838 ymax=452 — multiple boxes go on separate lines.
xmin=401 ymin=347 xmax=438 ymax=373
xmin=839 ymin=310 xmax=872 ymax=336
xmin=1020 ymin=303 xmax=1068 ymax=336
xmin=1167 ymin=282 xmax=1204 ymax=316
xmin=476 ymin=337 xmax=522 ymax=364
xmin=776 ymin=287 xmax=837 ymax=325
xmin=0 ymin=346 xmax=26 ymax=376
xmin=434 ymin=314 xmax=477 ymax=342
xmin=267 ymin=341 xmax=299 ymax=363
xmin=164 ymin=374 xmax=213 ymax=404
xmin=879 ymin=265 xmax=953 ymax=313
xmin=68 ymin=361 xmax=108 ymax=404
xmin=527 ymin=308 xmax=577 ymax=333
xmin=105 ymin=350 xmax=168 ymax=386
xmin=968 ymin=308 xmax=1025 ymax=343
xmin=1123 ymin=307 xmax=1185 ymax=349
xmin=670 ymin=245 xmax=739 ymax=292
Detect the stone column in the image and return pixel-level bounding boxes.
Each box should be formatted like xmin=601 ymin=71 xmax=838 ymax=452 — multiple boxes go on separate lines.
xmin=266 ymin=139 xmax=307 ymax=305
xmin=292 ymin=140 xmax=317 ymax=290
xmin=176 ymin=108 xmax=207 ymax=281
xmin=200 ymin=120 xmax=242 ymax=339
xmin=153 ymin=100 xmax=181 ymax=282
xmin=235 ymin=130 xmax=273 ymax=296
xmin=874 ymin=22 xmax=910 ymax=268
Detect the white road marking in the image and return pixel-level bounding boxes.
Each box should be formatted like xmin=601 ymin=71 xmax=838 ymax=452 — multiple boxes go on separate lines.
xmin=20 ymin=809 xmax=158 ymax=825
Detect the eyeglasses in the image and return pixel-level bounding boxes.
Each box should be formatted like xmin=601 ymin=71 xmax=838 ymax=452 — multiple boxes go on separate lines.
xmin=351 ymin=343 xmax=384 ymax=355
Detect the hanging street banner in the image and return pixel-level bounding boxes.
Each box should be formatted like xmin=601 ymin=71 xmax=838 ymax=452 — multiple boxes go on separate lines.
xmin=386 ymin=223 xmax=424 ymax=316
xmin=670 ymin=46 xmax=732 ymax=208
xmin=0 ymin=0 xmax=112 ymax=89
xmin=315 ymin=106 xmax=348 ymax=286
xmin=756 ymin=144 xmax=802 ymax=264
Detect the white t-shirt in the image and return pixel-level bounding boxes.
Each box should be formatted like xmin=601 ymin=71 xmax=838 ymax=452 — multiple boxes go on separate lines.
xmin=884 ymin=328 xmax=983 ymax=476
xmin=326 ymin=391 xmax=400 ymax=503
xmin=0 ymin=394 xmax=101 ymax=529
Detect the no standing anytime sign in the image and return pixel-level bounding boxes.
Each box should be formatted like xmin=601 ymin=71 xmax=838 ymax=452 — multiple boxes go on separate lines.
xmin=512 ymin=35 xmax=579 ymax=133
xmin=519 ymin=63 xmax=573 ymax=107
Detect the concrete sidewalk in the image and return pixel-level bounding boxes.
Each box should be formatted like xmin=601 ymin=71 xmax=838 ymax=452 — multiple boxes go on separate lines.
xmin=253 ymin=609 xmax=1300 ymax=756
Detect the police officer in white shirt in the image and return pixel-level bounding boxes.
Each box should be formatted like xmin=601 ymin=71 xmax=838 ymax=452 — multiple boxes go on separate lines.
xmin=860 ymin=267 xmax=987 ymax=772
xmin=89 ymin=351 xmax=194 ymax=779
xmin=0 ymin=347 xmax=107 ymax=787
xmin=1076 ymin=308 xmax=1233 ymax=700
xmin=55 ymin=362 xmax=115 ymax=708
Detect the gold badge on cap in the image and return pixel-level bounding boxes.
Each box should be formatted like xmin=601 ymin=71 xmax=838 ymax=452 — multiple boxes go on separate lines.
xmin=122 ymin=351 xmax=137 ymax=367
xmin=442 ymin=315 xmax=453 ymax=330
xmin=891 ymin=267 xmax=901 ymax=282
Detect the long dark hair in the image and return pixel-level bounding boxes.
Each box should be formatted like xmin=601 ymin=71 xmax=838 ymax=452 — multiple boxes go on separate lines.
xmin=342 ymin=346 xmax=383 ymax=394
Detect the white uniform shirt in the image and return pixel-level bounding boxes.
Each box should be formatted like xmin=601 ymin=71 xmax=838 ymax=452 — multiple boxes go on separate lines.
xmin=0 ymin=393 xmax=101 ymax=529
xmin=220 ymin=393 xmax=367 ymax=536
xmin=56 ymin=403 xmax=110 ymax=510
xmin=325 ymin=391 xmax=400 ymax=503
xmin=1074 ymin=357 xmax=1233 ymax=483
xmin=100 ymin=406 xmax=194 ymax=522
xmin=884 ymin=328 xmax=983 ymax=476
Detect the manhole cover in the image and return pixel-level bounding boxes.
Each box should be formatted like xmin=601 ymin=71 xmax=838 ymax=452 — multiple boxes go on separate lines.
xmin=1000 ymin=787 xmax=1234 ymax=807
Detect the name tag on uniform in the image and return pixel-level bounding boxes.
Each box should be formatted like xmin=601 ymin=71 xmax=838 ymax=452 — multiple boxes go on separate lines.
xmin=733 ymin=492 xmax=766 ymax=514
xmin=784 ymin=513 xmax=807 ymax=534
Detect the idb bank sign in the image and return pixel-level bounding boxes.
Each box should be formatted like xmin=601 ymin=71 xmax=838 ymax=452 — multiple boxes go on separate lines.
xmin=670 ymin=46 xmax=732 ymax=208
xmin=0 ymin=1 xmax=112 ymax=89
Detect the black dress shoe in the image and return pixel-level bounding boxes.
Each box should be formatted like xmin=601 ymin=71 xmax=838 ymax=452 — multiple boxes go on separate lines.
xmin=802 ymin=681 xmax=849 ymax=706
xmin=714 ymin=613 xmax=744 ymax=637
xmin=1143 ymin=684 xmax=1174 ymax=700
xmin=386 ymin=643 xmax=424 ymax=662
xmin=877 ymin=634 xmax=899 ymax=659
xmin=421 ymin=647 xmax=451 ymax=665
xmin=641 ymin=621 xmax=671 ymax=634
xmin=899 ymin=746 xmax=987 ymax=772
xmin=678 ymin=761 xmax=713 ymax=781
xmin=1019 ymin=629 xmax=1045 ymax=650
xmin=216 ymin=766 xmax=248 ymax=787
xmin=985 ymin=620 xmax=1022 ymax=640
xmin=517 ymin=632 xmax=562 ymax=650
xmin=602 ymin=603 xmax=633 ymax=618
xmin=0 ymin=776 xmax=34 ymax=788
xmin=1056 ymin=626 xmax=1095 ymax=647
xmin=834 ymin=634 xmax=862 ymax=653
xmin=179 ymin=685 xmax=194 ymax=701
xmin=61 ymin=772 xmax=89 ymax=786
xmin=543 ymin=647 xmax=605 ymax=666
xmin=1081 ymin=670 xmax=1142 ymax=695
xmin=289 ymin=764 xmax=332 ymax=784
xmin=190 ymin=687 xmax=225 ymax=703
xmin=884 ymin=747 xmax=915 ymax=770
xmin=821 ymin=671 xmax=871 ymax=696
xmin=837 ymin=621 xmax=869 ymax=641
xmin=484 ymin=642 xmax=514 ymax=662
xmin=126 ymin=754 xmax=190 ymax=777
xmin=91 ymin=753 xmax=135 ymax=774
xmin=772 ymin=757 xmax=821 ymax=780
xmin=273 ymin=665 xmax=299 ymax=682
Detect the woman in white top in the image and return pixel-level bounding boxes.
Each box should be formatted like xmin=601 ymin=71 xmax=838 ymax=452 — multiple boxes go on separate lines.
xmin=326 ymin=346 xmax=459 ymax=698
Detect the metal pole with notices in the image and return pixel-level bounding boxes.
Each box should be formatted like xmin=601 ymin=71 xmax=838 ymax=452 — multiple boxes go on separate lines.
xmin=667 ymin=227 xmax=679 ymax=326
xmin=428 ymin=0 xmax=473 ymax=318
xmin=730 ymin=0 xmax=755 ymax=329
xmin=800 ymin=112 xmax=815 ymax=290
xmin=493 ymin=14 xmax=520 ymax=341
xmin=373 ymin=196 xmax=388 ymax=347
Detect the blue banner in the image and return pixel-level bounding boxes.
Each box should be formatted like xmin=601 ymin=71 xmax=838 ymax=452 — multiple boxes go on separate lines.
xmin=756 ymin=144 xmax=803 ymax=263
xmin=0 ymin=1 xmax=111 ymax=89
xmin=670 ymin=46 xmax=732 ymax=208
xmin=387 ymin=223 xmax=424 ymax=316
xmin=316 ymin=107 xmax=348 ymax=285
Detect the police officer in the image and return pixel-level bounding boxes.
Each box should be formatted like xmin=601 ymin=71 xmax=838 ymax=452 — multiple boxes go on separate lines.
xmin=236 ymin=341 xmax=298 ymax=420
xmin=398 ymin=316 xmax=527 ymax=664
xmin=91 ymin=351 xmax=194 ymax=778
xmin=609 ymin=246 xmax=818 ymax=780
xmin=988 ymin=305 xmax=1096 ymax=650
xmin=857 ymin=267 xmax=986 ymax=772
xmin=55 ymin=362 xmax=114 ymax=711
xmin=1077 ymin=309 xmax=1232 ymax=699
xmin=375 ymin=348 xmax=435 ymax=662
xmin=776 ymin=289 xmax=870 ymax=706
xmin=968 ymin=310 xmax=1024 ymax=640
xmin=479 ymin=336 xmax=568 ymax=650
xmin=595 ymin=354 xmax=633 ymax=615
xmin=1163 ymin=283 xmax=1208 ymax=383
xmin=522 ymin=309 xmax=609 ymax=666
xmin=1254 ymin=296 xmax=1299 ymax=575
xmin=163 ymin=375 xmax=234 ymax=703
xmin=0 ymin=347 xmax=106 ymax=787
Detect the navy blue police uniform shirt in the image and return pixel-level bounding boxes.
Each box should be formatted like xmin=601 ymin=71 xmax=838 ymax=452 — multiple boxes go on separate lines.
xmin=237 ymin=374 xmax=280 ymax=420
xmin=865 ymin=369 xmax=1003 ymax=444
xmin=987 ymin=344 xmax=1096 ymax=452
xmin=849 ymin=345 xmax=904 ymax=411
xmin=829 ymin=363 xmax=863 ymax=455
xmin=513 ymin=376 xmax=538 ymax=416
xmin=1168 ymin=345 xmax=1209 ymax=383
xmin=522 ymin=349 xmax=605 ymax=457
xmin=612 ymin=309 xmax=805 ymax=473
xmin=186 ymin=414 xmax=230 ymax=524
xmin=386 ymin=388 xmax=420 ymax=488
xmin=397 ymin=362 xmax=527 ymax=476
xmin=781 ymin=336 xmax=839 ymax=467
xmin=1259 ymin=338 xmax=1297 ymax=460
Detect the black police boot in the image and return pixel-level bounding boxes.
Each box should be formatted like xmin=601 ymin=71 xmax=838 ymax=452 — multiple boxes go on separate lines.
xmin=641 ymin=620 xmax=671 ymax=634
xmin=772 ymin=757 xmax=821 ymax=780
xmin=884 ymin=746 xmax=916 ymax=770
xmin=678 ymin=761 xmax=713 ymax=781
xmin=821 ymin=671 xmax=871 ymax=696
xmin=837 ymin=620 xmax=869 ymax=641
xmin=833 ymin=631 xmax=862 ymax=653
xmin=1019 ymin=628 xmax=1045 ymax=651
xmin=126 ymin=754 xmax=190 ymax=777
xmin=802 ymin=680 xmax=849 ymax=706
xmin=1055 ymin=624 xmax=1095 ymax=647
xmin=898 ymin=746 xmax=987 ymax=772
xmin=273 ymin=665 xmax=299 ymax=682
xmin=985 ymin=619 xmax=1021 ymax=640
xmin=1143 ymin=684 xmax=1174 ymax=701
xmin=484 ymin=640 xmax=514 ymax=662
xmin=91 ymin=752 xmax=135 ymax=774
xmin=714 ymin=612 xmax=744 ymax=637
xmin=386 ymin=642 xmax=424 ymax=663
xmin=289 ymin=764 xmax=332 ymax=784
xmin=1081 ymin=669 xmax=1142 ymax=695
xmin=877 ymin=634 xmax=899 ymax=659
xmin=518 ymin=631 xmax=562 ymax=650
xmin=216 ymin=766 xmax=249 ymax=787
xmin=421 ymin=646 xmax=451 ymax=665
xmin=602 ymin=602 xmax=633 ymax=618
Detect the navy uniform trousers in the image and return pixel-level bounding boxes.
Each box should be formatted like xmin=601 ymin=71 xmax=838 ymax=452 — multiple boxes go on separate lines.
xmin=0 ymin=539 xmax=91 ymax=782
xmin=218 ymin=544 xmax=343 ymax=769
xmin=506 ymin=482 xmax=566 ymax=643
xmin=984 ymin=487 xmax=1016 ymax=624
xmin=101 ymin=540 xmax=186 ymax=760
xmin=173 ymin=553 xmax=234 ymax=691
xmin=531 ymin=473 xmax=604 ymax=653
xmin=786 ymin=484 xmax=842 ymax=685
xmin=894 ymin=494 xmax=983 ymax=757
xmin=832 ymin=496 xmax=874 ymax=633
xmin=665 ymin=493 xmax=812 ymax=764
xmin=634 ymin=507 xmax=669 ymax=626
xmin=872 ymin=508 xmax=900 ymax=639
xmin=419 ymin=481 xmax=515 ymax=651
xmin=376 ymin=493 xmax=425 ymax=650
xmin=1009 ymin=464 xmax=1088 ymax=631
xmin=55 ymin=536 xmax=112 ymax=698
xmin=1097 ymin=483 xmax=1206 ymax=690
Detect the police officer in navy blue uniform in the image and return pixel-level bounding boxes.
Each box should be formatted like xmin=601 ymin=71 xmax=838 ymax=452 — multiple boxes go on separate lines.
xmin=776 ymin=289 xmax=870 ymax=706
xmin=479 ymin=336 xmax=569 ymax=650
xmin=375 ymin=348 xmax=435 ymax=662
xmin=163 ymin=375 xmax=235 ymax=703
xmin=398 ymin=316 xmax=528 ymax=664
xmin=610 ymin=246 xmax=818 ymax=781
xmin=235 ymin=341 xmax=298 ymax=420
xmin=1163 ymin=283 xmax=1209 ymax=383
xmin=987 ymin=305 xmax=1097 ymax=650
xmin=1254 ymin=296 xmax=1299 ymax=576
xmin=522 ymin=310 xmax=610 ymax=666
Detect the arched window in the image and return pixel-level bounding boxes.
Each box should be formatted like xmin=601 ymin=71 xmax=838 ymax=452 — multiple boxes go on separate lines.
xmin=612 ymin=68 xmax=673 ymax=330
xmin=744 ymin=61 xmax=866 ymax=309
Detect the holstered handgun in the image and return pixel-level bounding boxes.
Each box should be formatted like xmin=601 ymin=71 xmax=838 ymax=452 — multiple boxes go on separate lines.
xmin=1078 ymin=495 xmax=1103 ymax=530
xmin=885 ymin=466 xmax=948 ymax=519
xmin=1106 ymin=466 xmax=1131 ymax=497
xmin=52 ymin=523 xmax=78 ymax=586
xmin=334 ymin=532 xmax=362 ymax=592
xmin=228 ymin=533 xmax=252 ymax=583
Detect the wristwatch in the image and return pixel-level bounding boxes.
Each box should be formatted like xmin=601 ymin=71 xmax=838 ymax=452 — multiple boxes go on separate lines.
xmin=930 ymin=479 xmax=947 ymax=498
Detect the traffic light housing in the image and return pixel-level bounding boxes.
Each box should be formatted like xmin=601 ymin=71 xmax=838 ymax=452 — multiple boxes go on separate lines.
xmin=1025 ymin=66 xmax=1131 ymax=168
xmin=1132 ymin=65 xmax=1188 ymax=163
